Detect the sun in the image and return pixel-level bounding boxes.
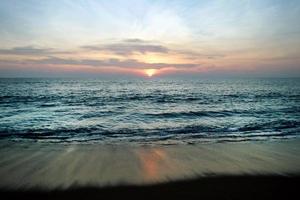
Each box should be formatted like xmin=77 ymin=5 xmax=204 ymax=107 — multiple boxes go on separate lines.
xmin=145 ymin=69 xmax=157 ymax=77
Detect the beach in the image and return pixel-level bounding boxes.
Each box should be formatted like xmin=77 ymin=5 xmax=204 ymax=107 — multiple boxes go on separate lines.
xmin=0 ymin=139 xmax=299 ymax=190
xmin=1 ymin=79 xmax=299 ymax=200
xmin=1 ymin=0 xmax=300 ymax=199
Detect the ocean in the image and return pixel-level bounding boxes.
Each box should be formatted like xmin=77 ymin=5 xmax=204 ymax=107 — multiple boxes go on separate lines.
xmin=0 ymin=78 xmax=299 ymax=144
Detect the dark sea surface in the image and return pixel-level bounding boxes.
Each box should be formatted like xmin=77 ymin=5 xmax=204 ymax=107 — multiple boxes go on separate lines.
xmin=0 ymin=78 xmax=299 ymax=144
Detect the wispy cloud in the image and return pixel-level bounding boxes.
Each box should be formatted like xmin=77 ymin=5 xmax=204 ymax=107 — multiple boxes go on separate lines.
xmin=174 ymin=50 xmax=225 ymax=60
xmin=81 ymin=39 xmax=169 ymax=55
xmin=0 ymin=40 xmax=200 ymax=71
xmin=0 ymin=46 xmax=53 ymax=56
xmin=80 ymin=39 xmax=225 ymax=61
xmin=0 ymin=43 xmax=221 ymax=61
xmin=23 ymin=57 xmax=199 ymax=69
xmin=122 ymin=38 xmax=149 ymax=43
xmin=0 ymin=46 xmax=69 ymax=56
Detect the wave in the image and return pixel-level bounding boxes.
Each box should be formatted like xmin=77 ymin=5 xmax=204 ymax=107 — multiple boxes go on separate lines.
xmin=1 ymin=78 xmax=299 ymax=144
xmin=0 ymin=119 xmax=299 ymax=143
xmin=238 ymin=120 xmax=300 ymax=132
xmin=2 ymin=92 xmax=300 ymax=108
xmin=144 ymin=110 xmax=237 ymax=118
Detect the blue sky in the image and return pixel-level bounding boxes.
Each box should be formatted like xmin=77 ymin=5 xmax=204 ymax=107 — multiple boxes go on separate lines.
xmin=0 ymin=0 xmax=300 ymax=77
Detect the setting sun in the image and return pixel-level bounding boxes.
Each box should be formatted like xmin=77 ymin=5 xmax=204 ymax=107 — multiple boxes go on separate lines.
xmin=145 ymin=69 xmax=157 ymax=77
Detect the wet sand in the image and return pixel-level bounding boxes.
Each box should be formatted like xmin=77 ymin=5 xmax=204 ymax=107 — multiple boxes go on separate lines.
xmin=1 ymin=175 xmax=299 ymax=200
xmin=0 ymin=139 xmax=299 ymax=190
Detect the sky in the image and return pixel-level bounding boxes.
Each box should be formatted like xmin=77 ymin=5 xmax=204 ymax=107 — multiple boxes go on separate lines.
xmin=0 ymin=0 xmax=300 ymax=78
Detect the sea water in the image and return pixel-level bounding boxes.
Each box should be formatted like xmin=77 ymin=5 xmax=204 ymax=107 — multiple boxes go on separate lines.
xmin=0 ymin=78 xmax=299 ymax=144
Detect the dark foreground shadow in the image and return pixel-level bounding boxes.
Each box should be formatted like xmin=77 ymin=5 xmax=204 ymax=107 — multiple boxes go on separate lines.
xmin=1 ymin=175 xmax=299 ymax=200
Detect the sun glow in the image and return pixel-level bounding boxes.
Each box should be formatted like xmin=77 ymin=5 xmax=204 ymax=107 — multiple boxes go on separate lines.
xmin=145 ymin=69 xmax=157 ymax=77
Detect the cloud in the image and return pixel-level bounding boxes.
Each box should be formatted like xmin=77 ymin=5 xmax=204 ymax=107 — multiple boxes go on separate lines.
xmin=0 ymin=40 xmax=224 ymax=62
xmin=0 ymin=40 xmax=217 ymax=71
xmin=21 ymin=57 xmax=199 ymax=69
xmin=175 ymin=50 xmax=225 ymax=60
xmin=0 ymin=46 xmax=53 ymax=56
xmin=81 ymin=39 xmax=169 ymax=55
xmin=122 ymin=38 xmax=148 ymax=43
xmin=0 ymin=46 xmax=69 ymax=56
xmin=80 ymin=38 xmax=225 ymax=60
xmin=0 ymin=40 xmax=202 ymax=71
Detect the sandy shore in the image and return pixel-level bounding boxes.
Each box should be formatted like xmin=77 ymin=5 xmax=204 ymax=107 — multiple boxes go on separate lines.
xmin=1 ymin=175 xmax=300 ymax=200
xmin=0 ymin=139 xmax=300 ymax=189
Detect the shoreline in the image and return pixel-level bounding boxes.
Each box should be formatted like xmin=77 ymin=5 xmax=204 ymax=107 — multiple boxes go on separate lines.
xmin=0 ymin=138 xmax=300 ymax=189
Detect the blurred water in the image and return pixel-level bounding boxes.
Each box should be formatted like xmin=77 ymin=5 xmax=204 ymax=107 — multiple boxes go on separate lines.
xmin=0 ymin=78 xmax=299 ymax=144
